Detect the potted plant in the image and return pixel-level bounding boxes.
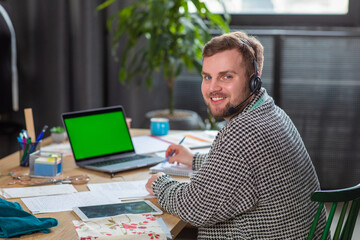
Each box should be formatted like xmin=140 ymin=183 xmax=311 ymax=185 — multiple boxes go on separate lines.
xmin=97 ymin=0 xmax=230 ymax=129
xmin=50 ymin=126 xmax=67 ymax=143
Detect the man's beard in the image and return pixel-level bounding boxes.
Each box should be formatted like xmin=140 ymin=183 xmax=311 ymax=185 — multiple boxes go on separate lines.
xmin=207 ymin=102 xmax=236 ymax=121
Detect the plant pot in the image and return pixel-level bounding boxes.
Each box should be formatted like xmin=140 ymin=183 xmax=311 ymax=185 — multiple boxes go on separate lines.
xmin=51 ymin=132 xmax=67 ymax=143
xmin=146 ymin=109 xmax=204 ymax=130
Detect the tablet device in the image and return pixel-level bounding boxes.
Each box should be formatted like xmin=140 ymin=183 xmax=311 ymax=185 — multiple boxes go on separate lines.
xmin=73 ymin=200 xmax=163 ymax=220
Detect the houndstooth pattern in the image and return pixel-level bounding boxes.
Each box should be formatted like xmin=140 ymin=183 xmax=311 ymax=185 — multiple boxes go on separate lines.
xmin=153 ymin=88 xmax=327 ymax=239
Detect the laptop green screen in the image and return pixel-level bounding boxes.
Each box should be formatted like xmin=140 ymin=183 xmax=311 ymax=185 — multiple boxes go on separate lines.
xmin=64 ymin=111 xmax=134 ymax=160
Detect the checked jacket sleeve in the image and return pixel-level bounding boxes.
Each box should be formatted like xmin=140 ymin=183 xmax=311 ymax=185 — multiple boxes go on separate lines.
xmin=152 ymin=131 xmax=258 ymax=227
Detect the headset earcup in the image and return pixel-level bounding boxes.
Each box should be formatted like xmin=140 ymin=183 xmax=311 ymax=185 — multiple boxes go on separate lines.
xmin=249 ymin=76 xmax=262 ymax=93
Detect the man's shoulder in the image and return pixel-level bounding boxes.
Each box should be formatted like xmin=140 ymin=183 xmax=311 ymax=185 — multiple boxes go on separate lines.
xmin=217 ymin=113 xmax=263 ymax=146
xmin=228 ymin=99 xmax=275 ymax=130
xmin=221 ymin=100 xmax=291 ymax=144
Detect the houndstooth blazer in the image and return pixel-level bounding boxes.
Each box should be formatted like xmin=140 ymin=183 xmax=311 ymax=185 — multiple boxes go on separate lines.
xmin=153 ymin=88 xmax=327 ymax=240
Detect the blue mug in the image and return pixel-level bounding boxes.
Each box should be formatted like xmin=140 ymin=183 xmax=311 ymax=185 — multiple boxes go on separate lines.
xmin=150 ymin=118 xmax=169 ymax=136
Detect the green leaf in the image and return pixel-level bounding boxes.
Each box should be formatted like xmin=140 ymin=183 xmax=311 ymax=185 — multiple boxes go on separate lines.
xmin=192 ymin=58 xmax=203 ymax=73
xmin=106 ymin=15 xmax=116 ymax=33
xmin=50 ymin=126 xmax=65 ymax=133
xmin=96 ymin=0 xmax=116 ymax=11
xmin=191 ymin=14 xmax=208 ymax=33
xmin=179 ymin=17 xmax=195 ymax=32
xmin=190 ymin=0 xmax=205 ymax=17
xmin=175 ymin=64 xmax=183 ymax=77
xmin=216 ymin=0 xmax=231 ymax=23
xmin=207 ymin=13 xmax=230 ymax=33
xmin=182 ymin=55 xmax=194 ymax=71
xmin=145 ymin=74 xmax=153 ymax=89
xmin=119 ymin=67 xmax=127 ymax=83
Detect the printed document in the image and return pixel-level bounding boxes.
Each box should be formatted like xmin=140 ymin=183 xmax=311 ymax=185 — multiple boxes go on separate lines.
xmin=87 ymin=180 xmax=153 ymax=200
xmin=21 ymin=191 xmax=120 ymax=214
xmin=0 ymin=184 xmax=77 ymax=199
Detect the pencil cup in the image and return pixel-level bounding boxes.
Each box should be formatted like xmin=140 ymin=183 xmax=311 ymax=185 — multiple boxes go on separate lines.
xmin=150 ymin=118 xmax=169 ymax=136
xmin=29 ymin=150 xmax=63 ymax=177
xmin=19 ymin=142 xmax=41 ymax=167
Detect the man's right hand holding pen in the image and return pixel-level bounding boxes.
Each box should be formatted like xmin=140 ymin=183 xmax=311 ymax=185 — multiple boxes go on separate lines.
xmin=146 ymin=141 xmax=194 ymax=195
xmin=165 ymin=144 xmax=194 ymax=168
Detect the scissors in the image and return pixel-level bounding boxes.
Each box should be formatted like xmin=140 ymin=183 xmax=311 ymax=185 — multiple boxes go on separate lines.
xmin=26 ymin=175 xmax=90 ymax=186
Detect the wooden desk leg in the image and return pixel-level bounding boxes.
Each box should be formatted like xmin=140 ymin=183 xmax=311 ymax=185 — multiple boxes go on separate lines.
xmin=170 ymin=220 xmax=188 ymax=238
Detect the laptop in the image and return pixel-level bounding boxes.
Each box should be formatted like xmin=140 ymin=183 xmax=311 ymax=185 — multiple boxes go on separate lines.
xmin=62 ymin=105 xmax=164 ymax=176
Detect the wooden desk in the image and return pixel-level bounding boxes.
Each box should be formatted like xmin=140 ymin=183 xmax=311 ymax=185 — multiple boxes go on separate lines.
xmin=0 ymin=129 xmax=187 ymax=239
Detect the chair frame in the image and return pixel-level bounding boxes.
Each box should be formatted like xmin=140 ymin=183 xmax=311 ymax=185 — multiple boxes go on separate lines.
xmin=307 ymin=183 xmax=360 ymax=240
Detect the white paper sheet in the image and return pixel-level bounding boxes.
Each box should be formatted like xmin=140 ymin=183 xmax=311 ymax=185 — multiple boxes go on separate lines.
xmin=132 ymin=136 xmax=171 ymax=154
xmin=87 ymin=180 xmax=153 ymax=200
xmin=132 ymin=131 xmax=217 ymax=155
xmin=0 ymin=184 xmax=77 ymax=199
xmin=158 ymin=131 xmax=217 ymax=149
xmin=21 ymin=191 xmax=120 ymax=214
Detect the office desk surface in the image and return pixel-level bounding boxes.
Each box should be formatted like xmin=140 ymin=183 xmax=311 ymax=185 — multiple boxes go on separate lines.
xmin=0 ymin=129 xmax=188 ymax=240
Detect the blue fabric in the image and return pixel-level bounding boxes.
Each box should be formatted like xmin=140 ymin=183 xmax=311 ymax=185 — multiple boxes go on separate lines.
xmin=0 ymin=198 xmax=58 ymax=238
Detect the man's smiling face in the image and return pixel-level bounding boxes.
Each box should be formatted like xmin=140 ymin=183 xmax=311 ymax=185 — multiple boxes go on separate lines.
xmin=201 ymin=49 xmax=250 ymax=121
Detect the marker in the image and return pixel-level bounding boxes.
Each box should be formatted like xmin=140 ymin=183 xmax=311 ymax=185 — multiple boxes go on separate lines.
xmin=22 ymin=129 xmax=28 ymax=139
xmin=163 ymin=136 xmax=186 ymax=165
xmin=22 ymin=136 xmax=26 ymax=150
xmin=20 ymin=138 xmax=32 ymax=166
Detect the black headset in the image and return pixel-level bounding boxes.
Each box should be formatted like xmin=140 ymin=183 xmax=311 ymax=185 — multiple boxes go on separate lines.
xmin=227 ymin=38 xmax=262 ymax=115
xmin=239 ymin=38 xmax=262 ymax=93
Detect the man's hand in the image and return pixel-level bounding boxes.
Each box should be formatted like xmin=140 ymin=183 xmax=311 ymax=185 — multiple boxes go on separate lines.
xmin=146 ymin=172 xmax=165 ymax=195
xmin=166 ymin=144 xmax=194 ymax=167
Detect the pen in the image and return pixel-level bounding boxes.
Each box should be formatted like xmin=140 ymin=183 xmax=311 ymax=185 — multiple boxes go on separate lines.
xmin=35 ymin=125 xmax=48 ymax=143
xmin=163 ymin=136 xmax=186 ymax=165
xmin=24 ymin=125 xmax=48 ymax=165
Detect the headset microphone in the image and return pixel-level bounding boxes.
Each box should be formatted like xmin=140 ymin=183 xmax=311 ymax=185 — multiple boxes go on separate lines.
xmin=227 ymin=38 xmax=262 ymax=115
xmin=228 ymin=89 xmax=257 ymax=115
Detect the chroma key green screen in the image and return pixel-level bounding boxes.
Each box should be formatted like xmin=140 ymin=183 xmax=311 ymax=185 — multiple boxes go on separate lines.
xmin=64 ymin=111 xmax=134 ymax=160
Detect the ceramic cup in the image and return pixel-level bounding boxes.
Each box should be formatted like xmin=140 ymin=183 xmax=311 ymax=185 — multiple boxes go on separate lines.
xmin=126 ymin=118 xmax=132 ymax=129
xmin=150 ymin=118 xmax=169 ymax=136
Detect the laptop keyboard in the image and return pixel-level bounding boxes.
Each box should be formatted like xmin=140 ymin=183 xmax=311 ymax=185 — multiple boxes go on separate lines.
xmin=89 ymin=155 xmax=146 ymax=167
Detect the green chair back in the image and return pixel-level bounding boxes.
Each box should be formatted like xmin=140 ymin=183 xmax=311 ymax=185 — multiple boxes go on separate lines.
xmin=307 ymin=183 xmax=360 ymax=240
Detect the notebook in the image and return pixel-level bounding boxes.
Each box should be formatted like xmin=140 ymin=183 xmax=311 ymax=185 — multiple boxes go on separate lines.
xmin=150 ymin=162 xmax=194 ymax=177
xmin=62 ymin=105 xmax=164 ymax=176
xmin=149 ymin=148 xmax=210 ymax=177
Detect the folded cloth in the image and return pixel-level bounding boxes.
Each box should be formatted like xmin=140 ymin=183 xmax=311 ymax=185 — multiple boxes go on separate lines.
xmin=0 ymin=198 xmax=58 ymax=238
xmin=73 ymin=214 xmax=166 ymax=240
